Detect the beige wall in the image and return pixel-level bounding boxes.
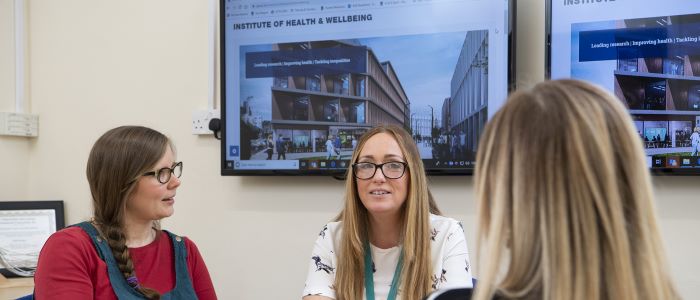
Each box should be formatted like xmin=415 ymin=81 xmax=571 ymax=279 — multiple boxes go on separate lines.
xmin=0 ymin=0 xmax=29 ymax=200
xmin=0 ymin=0 xmax=14 ymax=105
xmin=0 ymin=0 xmax=697 ymax=298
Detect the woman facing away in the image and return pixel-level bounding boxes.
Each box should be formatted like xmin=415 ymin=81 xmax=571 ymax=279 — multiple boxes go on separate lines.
xmin=303 ymin=125 xmax=473 ymax=300
xmin=34 ymin=126 xmax=217 ymax=299
xmin=429 ymin=79 xmax=678 ymax=300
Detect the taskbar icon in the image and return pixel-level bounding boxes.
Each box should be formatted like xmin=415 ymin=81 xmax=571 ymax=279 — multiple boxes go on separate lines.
xmin=651 ymin=155 xmax=700 ymax=168
xmin=299 ymin=159 xmax=349 ymax=170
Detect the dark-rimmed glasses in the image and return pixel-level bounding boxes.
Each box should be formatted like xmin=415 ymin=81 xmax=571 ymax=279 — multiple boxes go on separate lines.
xmin=352 ymin=161 xmax=408 ymax=180
xmin=141 ymin=161 xmax=183 ymax=184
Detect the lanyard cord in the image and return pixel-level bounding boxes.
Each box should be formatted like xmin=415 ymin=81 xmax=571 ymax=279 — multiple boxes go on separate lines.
xmin=364 ymin=241 xmax=404 ymax=300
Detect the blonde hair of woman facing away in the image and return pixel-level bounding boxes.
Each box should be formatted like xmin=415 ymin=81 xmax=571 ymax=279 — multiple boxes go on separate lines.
xmin=303 ymin=125 xmax=474 ymax=300
xmin=473 ymin=79 xmax=678 ymax=300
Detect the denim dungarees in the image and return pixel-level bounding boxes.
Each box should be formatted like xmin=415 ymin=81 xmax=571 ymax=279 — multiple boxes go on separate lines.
xmin=74 ymin=221 xmax=198 ymax=300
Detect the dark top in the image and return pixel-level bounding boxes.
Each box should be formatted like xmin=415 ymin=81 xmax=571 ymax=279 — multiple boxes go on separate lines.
xmin=424 ymin=287 xmax=474 ymax=300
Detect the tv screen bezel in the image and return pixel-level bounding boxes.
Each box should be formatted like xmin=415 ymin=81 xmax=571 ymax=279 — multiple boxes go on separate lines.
xmin=545 ymin=0 xmax=700 ymax=176
xmin=220 ymin=0 xmax=516 ymax=176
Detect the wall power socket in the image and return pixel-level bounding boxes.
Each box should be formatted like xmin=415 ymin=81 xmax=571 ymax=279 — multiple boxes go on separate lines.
xmin=191 ymin=109 xmax=220 ymax=135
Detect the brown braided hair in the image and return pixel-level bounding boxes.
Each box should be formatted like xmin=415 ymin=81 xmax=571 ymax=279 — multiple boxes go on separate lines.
xmin=87 ymin=126 xmax=172 ymax=299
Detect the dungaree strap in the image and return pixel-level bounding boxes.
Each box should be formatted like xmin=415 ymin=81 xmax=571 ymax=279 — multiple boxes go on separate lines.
xmin=72 ymin=222 xmax=198 ymax=299
xmin=161 ymin=230 xmax=198 ymax=299
xmin=73 ymin=221 xmax=146 ymax=299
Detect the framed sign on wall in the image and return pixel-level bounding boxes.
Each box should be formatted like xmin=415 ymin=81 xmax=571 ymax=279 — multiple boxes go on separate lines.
xmin=0 ymin=201 xmax=64 ymax=277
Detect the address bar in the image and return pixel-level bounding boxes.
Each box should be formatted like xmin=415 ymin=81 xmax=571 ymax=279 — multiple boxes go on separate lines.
xmin=252 ymin=1 xmax=310 ymax=8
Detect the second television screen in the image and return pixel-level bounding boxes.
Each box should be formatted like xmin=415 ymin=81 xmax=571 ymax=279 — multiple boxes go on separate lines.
xmin=549 ymin=0 xmax=700 ymax=173
xmin=222 ymin=0 xmax=511 ymax=175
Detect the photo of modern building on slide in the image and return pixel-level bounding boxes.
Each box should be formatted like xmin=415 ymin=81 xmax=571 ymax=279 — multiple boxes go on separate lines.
xmin=266 ymin=40 xmax=408 ymax=159
xmin=613 ymin=14 xmax=700 ymax=163
xmin=572 ymin=13 xmax=700 ymax=167
xmin=239 ymin=30 xmax=489 ymax=166
xmin=444 ymin=30 xmax=489 ymax=162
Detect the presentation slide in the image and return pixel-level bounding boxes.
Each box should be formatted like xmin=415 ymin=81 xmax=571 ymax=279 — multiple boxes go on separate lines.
xmin=550 ymin=0 xmax=700 ymax=169
xmin=222 ymin=0 xmax=509 ymax=172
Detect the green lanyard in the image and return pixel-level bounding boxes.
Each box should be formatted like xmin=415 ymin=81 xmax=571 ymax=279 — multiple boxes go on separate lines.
xmin=364 ymin=241 xmax=404 ymax=300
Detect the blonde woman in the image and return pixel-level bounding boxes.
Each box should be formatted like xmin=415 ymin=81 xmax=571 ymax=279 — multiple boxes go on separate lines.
xmin=431 ymin=79 xmax=677 ymax=300
xmin=303 ymin=125 xmax=473 ymax=300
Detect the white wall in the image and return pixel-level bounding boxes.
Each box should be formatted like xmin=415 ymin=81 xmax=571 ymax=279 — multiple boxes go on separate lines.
xmin=0 ymin=0 xmax=697 ymax=298
xmin=0 ymin=0 xmax=14 ymax=104
xmin=0 ymin=0 xmax=29 ymax=200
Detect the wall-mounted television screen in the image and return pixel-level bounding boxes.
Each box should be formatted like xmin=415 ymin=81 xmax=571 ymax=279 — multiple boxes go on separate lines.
xmin=547 ymin=0 xmax=700 ymax=174
xmin=221 ymin=0 xmax=513 ymax=175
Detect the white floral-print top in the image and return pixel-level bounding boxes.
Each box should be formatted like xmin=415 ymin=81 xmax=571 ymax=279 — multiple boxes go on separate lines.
xmin=303 ymin=214 xmax=473 ymax=300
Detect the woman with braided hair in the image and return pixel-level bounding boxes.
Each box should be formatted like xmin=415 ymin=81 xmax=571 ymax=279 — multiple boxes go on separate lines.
xmin=34 ymin=126 xmax=217 ymax=299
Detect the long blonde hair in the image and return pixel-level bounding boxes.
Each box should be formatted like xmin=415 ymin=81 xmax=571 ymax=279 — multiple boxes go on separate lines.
xmin=335 ymin=124 xmax=441 ymax=300
xmin=473 ymin=80 xmax=678 ymax=300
